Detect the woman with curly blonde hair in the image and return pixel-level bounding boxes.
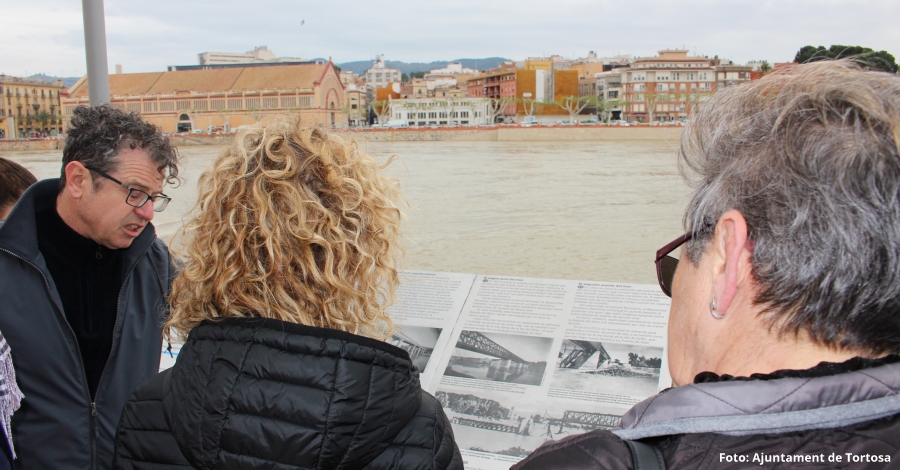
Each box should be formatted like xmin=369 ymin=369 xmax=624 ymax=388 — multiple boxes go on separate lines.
xmin=113 ymin=117 xmax=462 ymax=470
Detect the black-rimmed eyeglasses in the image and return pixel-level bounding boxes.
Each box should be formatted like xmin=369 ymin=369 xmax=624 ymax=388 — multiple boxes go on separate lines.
xmin=85 ymin=166 xmax=171 ymax=212
xmin=655 ymin=231 xmax=693 ymax=298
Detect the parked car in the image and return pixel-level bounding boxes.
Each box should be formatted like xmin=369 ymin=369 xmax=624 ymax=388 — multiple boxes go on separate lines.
xmin=384 ymin=120 xmax=410 ymax=129
xmin=611 ymin=120 xmax=631 ymax=127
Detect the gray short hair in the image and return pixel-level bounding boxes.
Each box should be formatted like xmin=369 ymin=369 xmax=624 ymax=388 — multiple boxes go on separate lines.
xmin=679 ymin=60 xmax=900 ymax=355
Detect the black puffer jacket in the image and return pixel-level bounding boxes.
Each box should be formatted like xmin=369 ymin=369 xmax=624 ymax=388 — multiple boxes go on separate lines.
xmin=114 ymin=317 xmax=462 ymax=469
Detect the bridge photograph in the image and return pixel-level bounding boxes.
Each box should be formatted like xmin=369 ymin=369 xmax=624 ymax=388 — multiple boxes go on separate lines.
xmin=387 ymin=325 xmax=441 ymax=373
xmin=551 ymin=340 xmax=663 ymax=397
xmin=434 ymin=388 xmax=625 ymax=458
xmin=443 ymin=330 xmax=552 ymax=386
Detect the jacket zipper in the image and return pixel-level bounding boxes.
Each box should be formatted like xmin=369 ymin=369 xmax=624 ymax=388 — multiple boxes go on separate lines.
xmin=88 ymin=242 xmax=154 ymax=468
xmin=0 ymin=247 xmax=96 ymax=467
xmin=4 ymin=241 xmax=157 ymax=468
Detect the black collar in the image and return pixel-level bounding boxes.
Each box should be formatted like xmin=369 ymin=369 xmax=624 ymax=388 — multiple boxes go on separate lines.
xmin=694 ymin=354 xmax=900 ymax=383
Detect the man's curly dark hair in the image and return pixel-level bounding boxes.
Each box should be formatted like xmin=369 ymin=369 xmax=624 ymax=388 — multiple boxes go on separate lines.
xmin=61 ymin=105 xmax=180 ymax=191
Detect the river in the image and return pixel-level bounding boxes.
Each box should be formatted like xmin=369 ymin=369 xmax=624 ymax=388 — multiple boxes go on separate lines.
xmin=1 ymin=139 xmax=691 ymax=285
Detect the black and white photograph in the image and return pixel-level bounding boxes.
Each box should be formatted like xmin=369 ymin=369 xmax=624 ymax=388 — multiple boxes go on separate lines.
xmin=436 ymin=389 xmax=622 ymax=458
xmin=443 ymin=330 xmax=552 ymax=386
xmin=387 ymin=325 xmax=442 ymax=373
xmin=550 ymin=340 xmax=663 ymax=397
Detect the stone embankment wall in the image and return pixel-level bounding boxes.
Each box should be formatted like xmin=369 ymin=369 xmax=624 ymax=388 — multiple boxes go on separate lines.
xmin=350 ymin=127 xmax=683 ymax=142
xmin=0 ymin=139 xmax=63 ymax=151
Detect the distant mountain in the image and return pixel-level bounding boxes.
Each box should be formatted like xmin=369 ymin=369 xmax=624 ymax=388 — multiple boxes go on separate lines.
xmin=336 ymin=57 xmax=511 ymax=75
xmin=28 ymin=74 xmax=81 ymax=88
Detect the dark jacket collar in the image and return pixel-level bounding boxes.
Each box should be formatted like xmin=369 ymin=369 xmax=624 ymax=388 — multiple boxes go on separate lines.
xmin=0 ymin=178 xmax=158 ymax=270
xmin=615 ymin=359 xmax=900 ymax=440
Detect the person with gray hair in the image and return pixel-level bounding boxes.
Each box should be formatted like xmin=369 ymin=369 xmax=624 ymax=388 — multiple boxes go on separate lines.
xmin=513 ymin=60 xmax=900 ymax=469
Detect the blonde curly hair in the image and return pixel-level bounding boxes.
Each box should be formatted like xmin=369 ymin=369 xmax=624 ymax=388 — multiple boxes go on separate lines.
xmin=166 ymin=116 xmax=403 ymax=340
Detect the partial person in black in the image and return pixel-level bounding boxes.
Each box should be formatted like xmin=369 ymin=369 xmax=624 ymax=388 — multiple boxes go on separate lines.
xmin=513 ymin=60 xmax=900 ymax=469
xmin=0 ymin=105 xmax=180 ymax=469
xmin=114 ymin=117 xmax=462 ymax=469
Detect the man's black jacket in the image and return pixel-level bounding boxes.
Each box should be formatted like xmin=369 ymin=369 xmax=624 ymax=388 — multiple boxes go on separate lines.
xmin=114 ymin=317 xmax=463 ymax=470
xmin=0 ymin=179 xmax=173 ymax=469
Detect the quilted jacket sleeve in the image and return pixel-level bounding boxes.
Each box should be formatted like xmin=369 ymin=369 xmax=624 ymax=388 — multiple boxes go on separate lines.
xmin=363 ymin=390 xmax=463 ymax=470
xmin=113 ymin=370 xmax=193 ymax=470
xmin=510 ymin=429 xmax=633 ymax=470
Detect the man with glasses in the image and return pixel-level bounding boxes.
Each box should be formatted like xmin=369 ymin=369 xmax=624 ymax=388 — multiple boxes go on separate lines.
xmin=0 ymin=105 xmax=180 ymax=468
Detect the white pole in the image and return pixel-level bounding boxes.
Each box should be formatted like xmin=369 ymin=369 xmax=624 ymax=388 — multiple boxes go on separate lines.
xmin=82 ymin=0 xmax=110 ymax=106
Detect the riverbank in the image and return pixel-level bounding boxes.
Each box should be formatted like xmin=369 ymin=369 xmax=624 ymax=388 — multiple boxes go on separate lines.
xmin=0 ymin=127 xmax=683 ymax=151
xmin=0 ymin=139 xmax=62 ymax=151
xmin=165 ymin=126 xmax=684 ymax=146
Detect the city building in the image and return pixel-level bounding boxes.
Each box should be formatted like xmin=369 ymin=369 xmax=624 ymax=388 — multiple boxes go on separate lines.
xmin=400 ymin=78 xmax=428 ymax=99
xmin=567 ymin=51 xmax=633 ymax=78
xmin=620 ymin=49 xmax=715 ymax=123
xmin=713 ymin=59 xmax=753 ymax=89
xmin=344 ymin=86 xmax=368 ymax=127
xmin=197 ymin=46 xmax=306 ymax=66
xmin=467 ymin=62 xmax=578 ymax=121
xmin=1 ymin=74 xmax=67 ymax=139
xmin=364 ymin=55 xmax=402 ymax=89
xmin=423 ymin=61 xmax=477 ymax=92
xmin=63 ymin=62 xmax=346 ymax=132
xmin=389 ymin=98 xmax=492 ymax=126
xmin=595 ymin=71 xmax=624 ymax=121
xmin=432 ymin=86 xmax=466 ymax=99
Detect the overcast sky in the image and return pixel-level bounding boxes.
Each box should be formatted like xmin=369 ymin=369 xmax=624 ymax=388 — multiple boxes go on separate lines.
xmin=4 ymin=0 xmax=899 ymax=77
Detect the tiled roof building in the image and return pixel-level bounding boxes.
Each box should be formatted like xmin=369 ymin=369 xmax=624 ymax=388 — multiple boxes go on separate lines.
xmin=63 ymin=62 xmax=345 ymax=132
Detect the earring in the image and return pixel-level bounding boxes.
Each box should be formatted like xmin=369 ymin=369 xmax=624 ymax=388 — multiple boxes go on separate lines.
xmin=710 ymin=298 xmax=725 ymax=319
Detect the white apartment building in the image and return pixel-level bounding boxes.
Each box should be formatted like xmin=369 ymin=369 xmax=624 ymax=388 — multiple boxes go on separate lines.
xmin=389 ymin=98 xmax=491 ymax=126
xmin=198 ymin=46 xmax=306 ymax=66
xmin=621 ymin=50 xmax=715 ymax=123
xmin=364 ymin=55 xmax=402 ymax=89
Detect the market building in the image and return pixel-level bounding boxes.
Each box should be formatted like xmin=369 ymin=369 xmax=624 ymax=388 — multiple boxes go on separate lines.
xmin=63 ymin=61 xmax=345 ymax=132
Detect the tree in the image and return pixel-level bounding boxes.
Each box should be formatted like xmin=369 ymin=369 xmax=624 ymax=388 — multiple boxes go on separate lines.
xmin=794 ymin=45 xmax=898 ymax=73
xmin=34 ymin=110 xmax=52 ymax=135
xmin=215 ymin=108 xmax=233 ymax=132
xmin=759 ymin=61 xmax=772 ymax=76
xmin=486 ymin=97 xmax=514 ymax=124
xmin=518 ymin=97 xmax=537 ymax=119
xmin=555 ymin=95 xmax=597 ymax=123
xmin=246 ymin=106 xmax=268 ymax=123
xmin=644 ymin=93 xmax=661 ymax=123
xmin=370 ymin=99 xmax=392 ymax=125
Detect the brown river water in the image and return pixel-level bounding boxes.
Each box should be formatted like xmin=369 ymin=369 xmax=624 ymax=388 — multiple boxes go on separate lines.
xmin=2 ymin=139 xmax=691 ymax=285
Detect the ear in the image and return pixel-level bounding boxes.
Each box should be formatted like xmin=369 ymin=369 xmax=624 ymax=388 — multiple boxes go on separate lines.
xmin=63 ymin=162 xmax=89 ymax=199
xmin=710 ymin=210 xmax=752 ymax=314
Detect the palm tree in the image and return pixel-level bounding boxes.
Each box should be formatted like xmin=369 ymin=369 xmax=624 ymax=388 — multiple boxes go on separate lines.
xmin=759 ymin=61 xmax=772 ymax=77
